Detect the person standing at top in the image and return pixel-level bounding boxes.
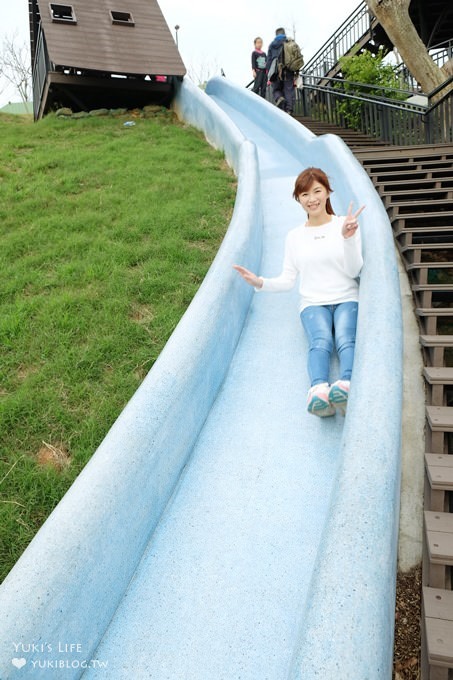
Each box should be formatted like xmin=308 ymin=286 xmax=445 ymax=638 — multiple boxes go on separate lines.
xmin=233 ymin=167 xmax=365 ymax=418
xmin=266 ymin=27 xmax=299 ymax=114
xmin=251 ymin=37 xmax=267 ymax=98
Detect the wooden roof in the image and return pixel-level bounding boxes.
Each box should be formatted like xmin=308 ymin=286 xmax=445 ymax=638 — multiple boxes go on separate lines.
xmin=36 ymin=0 xmax=186 ymax=76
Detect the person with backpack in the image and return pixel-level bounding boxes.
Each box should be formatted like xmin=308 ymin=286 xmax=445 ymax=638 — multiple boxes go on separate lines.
xmin=251 ymin=37 xmax=267 ymax=98
xmin=266 ymin=27 xmax=304 ymax=115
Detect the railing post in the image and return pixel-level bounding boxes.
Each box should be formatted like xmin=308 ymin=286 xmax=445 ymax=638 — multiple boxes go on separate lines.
xmin=423 ymin=113 xmax=432 ymax=144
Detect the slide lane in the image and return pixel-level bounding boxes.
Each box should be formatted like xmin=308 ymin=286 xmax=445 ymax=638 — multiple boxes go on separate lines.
xmin=81 ymin=87 xmax=344 ymax=680
xmin=0 ymin=77 xmax=402 ymax=680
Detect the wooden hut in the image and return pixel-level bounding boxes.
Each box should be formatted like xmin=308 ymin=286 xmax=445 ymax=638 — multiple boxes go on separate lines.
xmin=29 ymin=0 xmax=186 ymax=119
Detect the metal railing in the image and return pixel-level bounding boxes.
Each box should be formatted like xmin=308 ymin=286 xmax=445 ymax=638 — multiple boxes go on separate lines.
xmin=425 ymin=76 xmax=453 ymax=145
xmin=430 ymin=39 xmax=453 ymax=66
xmin=303 ymin=1 xmax=376 ymax=80
xmin=32 ymin=25 xmax=50 ymax=120
xmin=303 ymin=1 xmax=453 ymax=86
xmin=394 ymin=40 xmax=453 ymax=91
xmin=294 ymin=74 xmax=453 ymax=145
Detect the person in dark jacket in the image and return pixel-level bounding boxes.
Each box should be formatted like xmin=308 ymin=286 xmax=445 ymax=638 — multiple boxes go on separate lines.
xmin=266 ymin=27 xmax=295 ymax=114
xmin=251 ymin=37 xmax=267 ymax=98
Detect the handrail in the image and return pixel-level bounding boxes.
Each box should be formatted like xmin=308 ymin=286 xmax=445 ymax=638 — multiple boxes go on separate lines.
xmin=303 ymin=73 xmax=418 ymax=99
xmin=430 ymin=38 xmax=453 ymax=51
xmin=303 ymin=1 xmax=376 ymax=79
xmin=303 ymin=1 xmax=369 ymax=72
xmin=427 ymin=73 xmax=453 ymax=104
xmin=297 ymin=75 xmax=452 ymax=145
xmin=303 ymin=82 xmax=425 ymax=113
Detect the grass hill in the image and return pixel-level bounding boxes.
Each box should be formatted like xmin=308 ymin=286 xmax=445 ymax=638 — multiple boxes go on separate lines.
xmin=0 ymin=109 xmax=236 ymax=582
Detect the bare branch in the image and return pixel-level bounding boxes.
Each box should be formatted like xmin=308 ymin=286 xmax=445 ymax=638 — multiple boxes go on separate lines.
xmin=186 ymin=57 xmax=221 ymax=89
xmin=0 ymin=33 xmax=32 ymax=105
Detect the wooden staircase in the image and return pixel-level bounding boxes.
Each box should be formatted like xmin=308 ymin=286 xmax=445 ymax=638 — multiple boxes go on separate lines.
xmin=356 ymin=144 xmax=453 ymax=680
xmin=297 ymin=116 xmax=453 ymax=679
xmin=294 ymin=116 xmax=389 ymax=149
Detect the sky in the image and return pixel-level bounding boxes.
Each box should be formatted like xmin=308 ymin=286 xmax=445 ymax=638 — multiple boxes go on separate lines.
xmin=0 ymin=0 xmax=359 ymax=106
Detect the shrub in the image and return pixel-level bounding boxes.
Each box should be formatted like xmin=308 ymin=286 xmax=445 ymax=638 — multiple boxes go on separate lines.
xmin=336 ymin=48 xmax=407 ymax=129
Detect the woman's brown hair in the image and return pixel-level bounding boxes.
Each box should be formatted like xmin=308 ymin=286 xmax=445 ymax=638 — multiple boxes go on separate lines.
xmin=293 ymin=167 xmax=335 ymax=215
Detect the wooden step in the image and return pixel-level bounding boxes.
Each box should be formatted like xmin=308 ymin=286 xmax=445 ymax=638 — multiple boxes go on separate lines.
xmin=377 ymin=176 xmax=453 ymax=186
xmin=365 ymin=160 xmax=453 ymax=172
xmin=424 ymin=367 xmax=453 ymax=406
xmin=394 ymin=225 xmax=453 ymax=238
xmin=416 ymin=309 xmax=453 ymax=335
xmin=426 ymin=531 xmax=453 ymax=564
xmin=423 ymin=587 xmax=453 ymax=670
xmin=408 ymin=263 xmax=453 ymax=287
xmin=426 ymin=406 xmax=453 ymax=432
xmin=425 ymin=453 xmax=453 ymax=492
xmin=356 ymin=143 xmax=453 ymax=159
xmin=424 ymin=585 xmax=453 ymax=619
xmin=391 ymin=212 xmax=453 ymax=225
xmin=369 ymin=170 xmax=450 ymax=180
xmin=384 ymin=188 xmax=453 ymax=201
xmin=398 ymin=245 xmax=453 ymax=267
xmin=388 ymin=198 xmax=453 ymax=207
xmin=359 ymin=148 xmax=453 ymax=160
xmin=426 ymin=406 xmax=453 ymax=453
xmin=413 ymin=285 xmax=453 ymax=293
xmin=380 ymin=178 xmax=453 ymax=192
xmin=425 ymin=510 xmax=453 ymax=533
xmin=417 ymin=309 xmax=453 ymax=317
xmin=408 ymin=262 xmax=453 ymax=270
xmin=400 ymin=243 xmax=453 ymax=253
xmin=425 ymin=453 xmax=453 ymax=512
xmin=421 ymin=336 xmax=453 ymax=348
xmin=424 ymin=511 xmax=453 ymax=588
xmin=414 ymin=288 xmax=453 ymax=308
xmin=420 ymin=335 xmax=453 ymax=367
xmin=424 ymin=367 xmax=453 ymax=384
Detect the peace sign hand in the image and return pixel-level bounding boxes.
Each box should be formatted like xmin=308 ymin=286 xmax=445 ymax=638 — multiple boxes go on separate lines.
xmin=342 ymin=202 xmax=365 ymax=239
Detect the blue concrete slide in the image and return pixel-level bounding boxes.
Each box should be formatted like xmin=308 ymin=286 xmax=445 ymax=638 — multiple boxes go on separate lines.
xmin=0 ymin=78 xmax=402 ymax=679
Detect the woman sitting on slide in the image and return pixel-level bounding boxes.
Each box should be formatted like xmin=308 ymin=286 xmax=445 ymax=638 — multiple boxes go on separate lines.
xmin=234 ymin=167 xmax=364 ymax=417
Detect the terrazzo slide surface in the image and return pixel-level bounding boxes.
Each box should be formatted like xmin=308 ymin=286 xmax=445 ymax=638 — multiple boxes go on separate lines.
xmin=0 ymin=77 xmax=403 ymax=680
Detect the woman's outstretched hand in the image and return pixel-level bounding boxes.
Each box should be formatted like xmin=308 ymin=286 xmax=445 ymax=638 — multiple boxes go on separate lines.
xmin=342 ymin=202 xmax=365 ymax=239
xmin=233 ymin=264 xmax=263 ymax=289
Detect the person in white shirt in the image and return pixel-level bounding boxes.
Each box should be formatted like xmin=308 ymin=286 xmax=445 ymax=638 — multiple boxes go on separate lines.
xmin=234 ymin=167 xmax=364 ymax=417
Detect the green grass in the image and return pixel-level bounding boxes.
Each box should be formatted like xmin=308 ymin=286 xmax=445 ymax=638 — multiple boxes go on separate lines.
xmin=0 ymin=110 xmax=236 ymax=582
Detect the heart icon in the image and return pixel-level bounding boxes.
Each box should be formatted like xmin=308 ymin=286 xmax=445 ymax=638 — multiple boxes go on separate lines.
xmin=12 ymin=658 xmax=27 ymax=669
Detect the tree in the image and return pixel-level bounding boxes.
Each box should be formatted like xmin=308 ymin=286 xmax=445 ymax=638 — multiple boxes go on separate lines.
xmin=0 ymin=34 xmax=32 ymax=106
xmin=365 ymin=0 xmax=448 ymax=94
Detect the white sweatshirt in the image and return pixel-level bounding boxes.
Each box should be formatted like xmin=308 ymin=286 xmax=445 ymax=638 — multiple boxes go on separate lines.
xmin=258 ymin=215 xmax=363 ymax=312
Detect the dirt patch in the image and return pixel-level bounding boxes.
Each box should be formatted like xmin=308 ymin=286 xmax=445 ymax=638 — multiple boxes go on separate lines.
xmin=393 ymin=565 xmax=422 ymax=679
xmin=130 ymin=304 xmax=155 ymax=324
xmin=186 ymin=240 xmax=212 ymax=252
xmin=36 ymin=441 xmax=71 ymax=471
xmin=17 ymin=365 xmax=39 ymax=381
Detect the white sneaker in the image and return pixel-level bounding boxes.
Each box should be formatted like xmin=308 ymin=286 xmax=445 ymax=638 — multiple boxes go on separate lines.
xmin=307 ymin=383 xmax=336 ymax=417
xmin=328 ymin=380 xmax=350 ymax=415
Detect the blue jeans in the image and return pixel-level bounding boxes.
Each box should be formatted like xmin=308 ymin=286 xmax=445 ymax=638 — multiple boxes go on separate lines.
xmin=300 ymin=302 xmax=358 ymax=386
